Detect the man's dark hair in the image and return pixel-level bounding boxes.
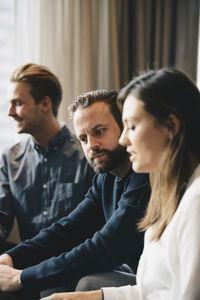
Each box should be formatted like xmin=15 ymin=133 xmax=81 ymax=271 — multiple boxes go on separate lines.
xmin=68 ymin=89 xmax=123 ymax=130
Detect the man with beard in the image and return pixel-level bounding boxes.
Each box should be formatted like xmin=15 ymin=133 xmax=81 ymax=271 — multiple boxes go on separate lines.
xmin=0 ymin=90 xmax=150 ymax=300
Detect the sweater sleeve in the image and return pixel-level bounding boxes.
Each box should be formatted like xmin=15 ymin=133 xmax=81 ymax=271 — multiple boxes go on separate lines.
xmin=7 ymin=172 xmax=150 ymax=293
xmin=102 ymin=285 xmax=140 ymax=300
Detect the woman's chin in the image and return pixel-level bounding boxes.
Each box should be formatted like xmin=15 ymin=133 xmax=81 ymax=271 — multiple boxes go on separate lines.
xmin=132 ymin=163 xmax=149 ymax=174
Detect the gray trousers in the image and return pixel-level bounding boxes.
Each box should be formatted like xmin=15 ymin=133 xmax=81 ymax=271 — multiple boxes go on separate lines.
xmin=76 ymin=269 xmax=136 ymax=291
xmin=40 ymin=265 xmax=136 ymax=297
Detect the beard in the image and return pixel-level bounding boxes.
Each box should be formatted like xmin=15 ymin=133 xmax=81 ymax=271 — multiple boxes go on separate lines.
xmin=88 ymin=145 xmax=127 ymax=173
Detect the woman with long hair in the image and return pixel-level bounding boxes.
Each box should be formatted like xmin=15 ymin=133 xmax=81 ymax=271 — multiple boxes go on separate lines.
xmin=42 ymin=68 xmax=200 ymax=300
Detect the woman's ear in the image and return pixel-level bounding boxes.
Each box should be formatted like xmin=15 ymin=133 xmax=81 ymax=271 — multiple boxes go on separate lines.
xmin=167 ymin=113 xmax=180 ymax=136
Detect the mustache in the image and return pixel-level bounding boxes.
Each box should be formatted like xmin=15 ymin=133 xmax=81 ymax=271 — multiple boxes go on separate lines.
xmin=13 ymin=116 xmax=23 ymax=121
xmin=93 ymin=148 xmax=108 ymax=154
xmin=90 ymin=148 xmax=110 ymax=157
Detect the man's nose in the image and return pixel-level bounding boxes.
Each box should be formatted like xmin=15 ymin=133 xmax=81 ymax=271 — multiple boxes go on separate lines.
xmin=88 ymin=136 xmax=100 ymax=150
xmin=8 ymin=104 xmax=16 ymax=117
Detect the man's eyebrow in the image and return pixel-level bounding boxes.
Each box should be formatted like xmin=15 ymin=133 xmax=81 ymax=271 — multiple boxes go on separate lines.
xmin=77 ymin=124 xmax=108 ymax=139
xmin=8 ymin=98 xmax=21 ymax=103
xmin=92 ymin=124 xmax=108 ymax=131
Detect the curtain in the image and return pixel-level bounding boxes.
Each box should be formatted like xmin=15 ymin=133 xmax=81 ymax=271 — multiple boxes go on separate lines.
xmin=14 ymin=0 xmax=129 ymax=128
xmin=175 ymin=0 xmax=199 ymax=81
xmin=197 ymin=9 xmax=200 ymax=88
xmin=14 ymin=0 xmax=200 ymax=127
xmin=127 ymin=0 xmax=200 ymax=81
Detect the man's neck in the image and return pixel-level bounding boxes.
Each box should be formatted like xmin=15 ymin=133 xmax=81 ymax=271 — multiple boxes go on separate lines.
xmin=32 ymin=120 xmax=62 ymax=150
xmin=110 ymin=154 xmax=132 ymax=179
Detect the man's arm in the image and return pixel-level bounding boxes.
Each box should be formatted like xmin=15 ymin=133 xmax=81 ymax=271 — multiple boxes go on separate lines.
xmin=0 ymin=154 xmax=15 ymax=242
xmin=0 ymin=253 xmax=13 ymax=266
xmin=0 ymin=175 xmax=103 ymax=292
xmin=5 ymin=172 xmax=149 ymax=294
xmin=6 ymin=175 xmax=104 ymax=268
xmin=0 ymin=264 xmax=22 ymax=292
xmin=0 ymin=253 xmax=22 ymax=292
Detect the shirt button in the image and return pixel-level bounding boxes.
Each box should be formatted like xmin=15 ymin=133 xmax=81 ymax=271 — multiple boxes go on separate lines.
xmin=44 ymin=158 xmax=48 ymax=162
xmin=43 ymin=184 xmax=47 ymax=189
xmin=43 ymin=210 xmax=48 ymax=216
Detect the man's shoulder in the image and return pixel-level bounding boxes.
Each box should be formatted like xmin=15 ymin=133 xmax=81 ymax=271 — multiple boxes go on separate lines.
xmin=92 ymin=170 xmax=149 ymax=190
xmin=61 ymin=127 xmax=85 ymax=159
xmin=127 ymin=169 xmax=149 ymax=186
xmin=93 ymin=172 xmax=115 ymax=188
xmin=2 ymin=135 xmax=32 ymax=158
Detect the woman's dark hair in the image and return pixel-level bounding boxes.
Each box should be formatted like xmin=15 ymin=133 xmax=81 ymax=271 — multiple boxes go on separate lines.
xmin=118 ymin=68 xmax=200 ymax=239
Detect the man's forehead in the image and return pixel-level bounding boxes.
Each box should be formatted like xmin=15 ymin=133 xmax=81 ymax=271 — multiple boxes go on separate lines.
xmin=76 ymin=103 xmax=112 ymax=118
xmin=73 ymin=110 xmax=117 ymax=136
xmin=73 ymin=102 xmax=112 ymax=120
xmin=7 ymin=82 xmax=17 ymax=99
xmin=74 ymin=119 xmax=110 ymax=135
xmin=7 ymin=81 xmax=30 ymax=100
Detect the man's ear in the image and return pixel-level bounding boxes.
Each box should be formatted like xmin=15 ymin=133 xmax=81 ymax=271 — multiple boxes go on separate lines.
xmin=40 ymin=96 xmax=52 ymax=113
xmin=167 ymin=113 xmax=180 ymax=136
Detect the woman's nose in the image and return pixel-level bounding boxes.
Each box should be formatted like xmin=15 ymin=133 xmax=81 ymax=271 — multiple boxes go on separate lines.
xmin=119 ymin=128 xmax=129 ymax=147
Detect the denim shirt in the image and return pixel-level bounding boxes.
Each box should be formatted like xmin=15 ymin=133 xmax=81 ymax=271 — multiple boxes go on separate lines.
xmin=0 ymin=125 xmax=94 ymax=241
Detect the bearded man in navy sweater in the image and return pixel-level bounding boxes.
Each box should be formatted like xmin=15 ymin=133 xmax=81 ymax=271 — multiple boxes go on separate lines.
xmin=0 ymin=90 xmax=150 ymax=300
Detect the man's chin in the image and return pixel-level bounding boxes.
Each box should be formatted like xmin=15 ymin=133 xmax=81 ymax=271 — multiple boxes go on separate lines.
xmin=16 ymin=128 xmax=24 ymax=134
xmin=91 ymin=164 xmax=108 ymax=173
xmin=90 ymin=159 xmax=120 ymax=174
xmin=94 ymin=167 xmax=108 ymax=173
xmin=89 ymin=147 xmax=126 ymax=173
xmin=16 ymin=128 xmax=29 ymax=135
xmin=88 ymin=160 xmax=108 ymax=173
xmin=15 ymin=122 xmax=23 ymax=132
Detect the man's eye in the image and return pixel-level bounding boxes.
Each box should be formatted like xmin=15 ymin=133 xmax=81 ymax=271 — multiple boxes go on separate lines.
xmin=15 ymin=101 xmax=22 ymax=106
xmin=79 ymin=136 xmax=87 ymax=142
xmin=95 ymin=129 xmax=105 ymax=135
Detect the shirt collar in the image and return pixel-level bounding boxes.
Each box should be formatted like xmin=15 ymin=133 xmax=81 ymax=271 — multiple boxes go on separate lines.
xmin=33 ymin=125 xmax=70 ymax=153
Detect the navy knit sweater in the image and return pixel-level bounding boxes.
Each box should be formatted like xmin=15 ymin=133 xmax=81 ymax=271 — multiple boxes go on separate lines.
xmin=7 ymin=169 xmax=150 ymax=293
